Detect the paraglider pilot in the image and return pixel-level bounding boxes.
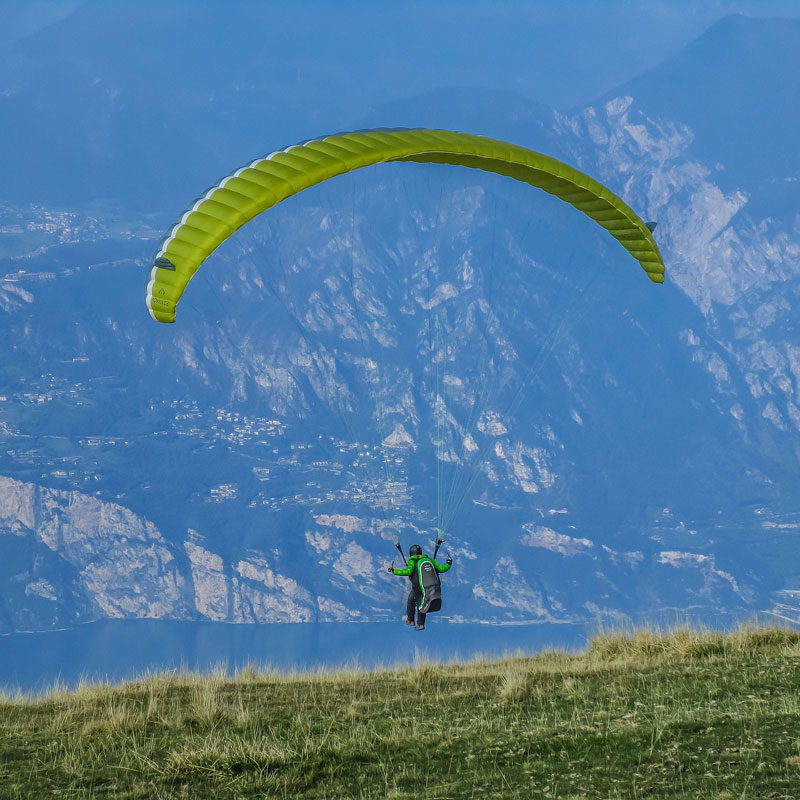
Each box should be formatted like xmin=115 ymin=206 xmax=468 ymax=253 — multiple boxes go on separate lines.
xmin=388 ymin=544 xmax=452 ymax=630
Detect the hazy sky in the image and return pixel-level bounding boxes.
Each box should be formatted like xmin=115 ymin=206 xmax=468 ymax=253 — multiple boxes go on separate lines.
xmin=3 ymin=0 xmax=800 ymax=109
xmin=1 ymin=0 xmax=798 ymax=209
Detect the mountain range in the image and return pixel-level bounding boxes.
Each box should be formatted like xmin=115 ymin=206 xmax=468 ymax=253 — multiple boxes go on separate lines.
xmin=1 ymin=11 xmax=799 ymax=633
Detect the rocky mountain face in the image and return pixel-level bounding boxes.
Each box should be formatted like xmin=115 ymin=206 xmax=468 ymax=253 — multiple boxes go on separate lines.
xmin=1 ymin=14 xmax=799 ymax=633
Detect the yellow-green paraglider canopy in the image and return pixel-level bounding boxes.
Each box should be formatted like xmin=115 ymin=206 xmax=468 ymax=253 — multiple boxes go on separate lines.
xmin=146 ymin=128 xmax=664 ymax=323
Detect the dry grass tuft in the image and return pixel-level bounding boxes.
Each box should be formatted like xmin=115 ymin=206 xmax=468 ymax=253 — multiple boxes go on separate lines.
xmin=404 ymin=663 xmax=443 ymax=694
xmin=497 ymin=664 xmax=529 ymax=702
xmin=163 ymin=734 xmax=295 ymax=780
xmin=586 ymin=622 xmax=800 ymax=663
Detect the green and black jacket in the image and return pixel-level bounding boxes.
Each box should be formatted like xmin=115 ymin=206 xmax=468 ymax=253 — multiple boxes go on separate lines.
xmin=392 ymin=554 xmax=451 ymax=591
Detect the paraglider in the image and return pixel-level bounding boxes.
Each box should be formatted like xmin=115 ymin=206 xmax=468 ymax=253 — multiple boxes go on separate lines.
xmin=145 ymin=127 xmax=665 ymax=627
xmin=145 ymin=128 xmax=664 ymax=324
xmin=387 ymin=542 xmax=452 ymax=630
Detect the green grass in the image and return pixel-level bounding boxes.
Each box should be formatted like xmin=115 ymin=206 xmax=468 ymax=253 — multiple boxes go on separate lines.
xmin=2 ymin=625 xmax=800 ymax=799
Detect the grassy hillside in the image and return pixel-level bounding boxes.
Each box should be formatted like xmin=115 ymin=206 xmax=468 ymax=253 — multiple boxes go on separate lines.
xmin=2 ymin=626 xmax=800 ymax=799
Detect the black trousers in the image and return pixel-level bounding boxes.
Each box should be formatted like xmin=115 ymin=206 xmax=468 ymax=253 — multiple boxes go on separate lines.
xmin=406 ymin=588 xmax=426 ymax=626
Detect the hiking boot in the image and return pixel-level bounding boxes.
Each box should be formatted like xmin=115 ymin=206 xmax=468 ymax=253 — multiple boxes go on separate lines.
xmin=415 ymin=624 xmax=425 ymax=631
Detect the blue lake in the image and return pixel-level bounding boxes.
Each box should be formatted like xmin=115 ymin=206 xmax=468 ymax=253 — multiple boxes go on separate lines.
xmin=0 ymin=610 xmax=783 ymax=694
xmin=1 ymin=620 xmax=584 ymax=693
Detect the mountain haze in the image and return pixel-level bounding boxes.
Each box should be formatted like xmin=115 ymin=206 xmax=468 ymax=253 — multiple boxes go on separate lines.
xmin=1 ymin=13 xmax=799 ymax=633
